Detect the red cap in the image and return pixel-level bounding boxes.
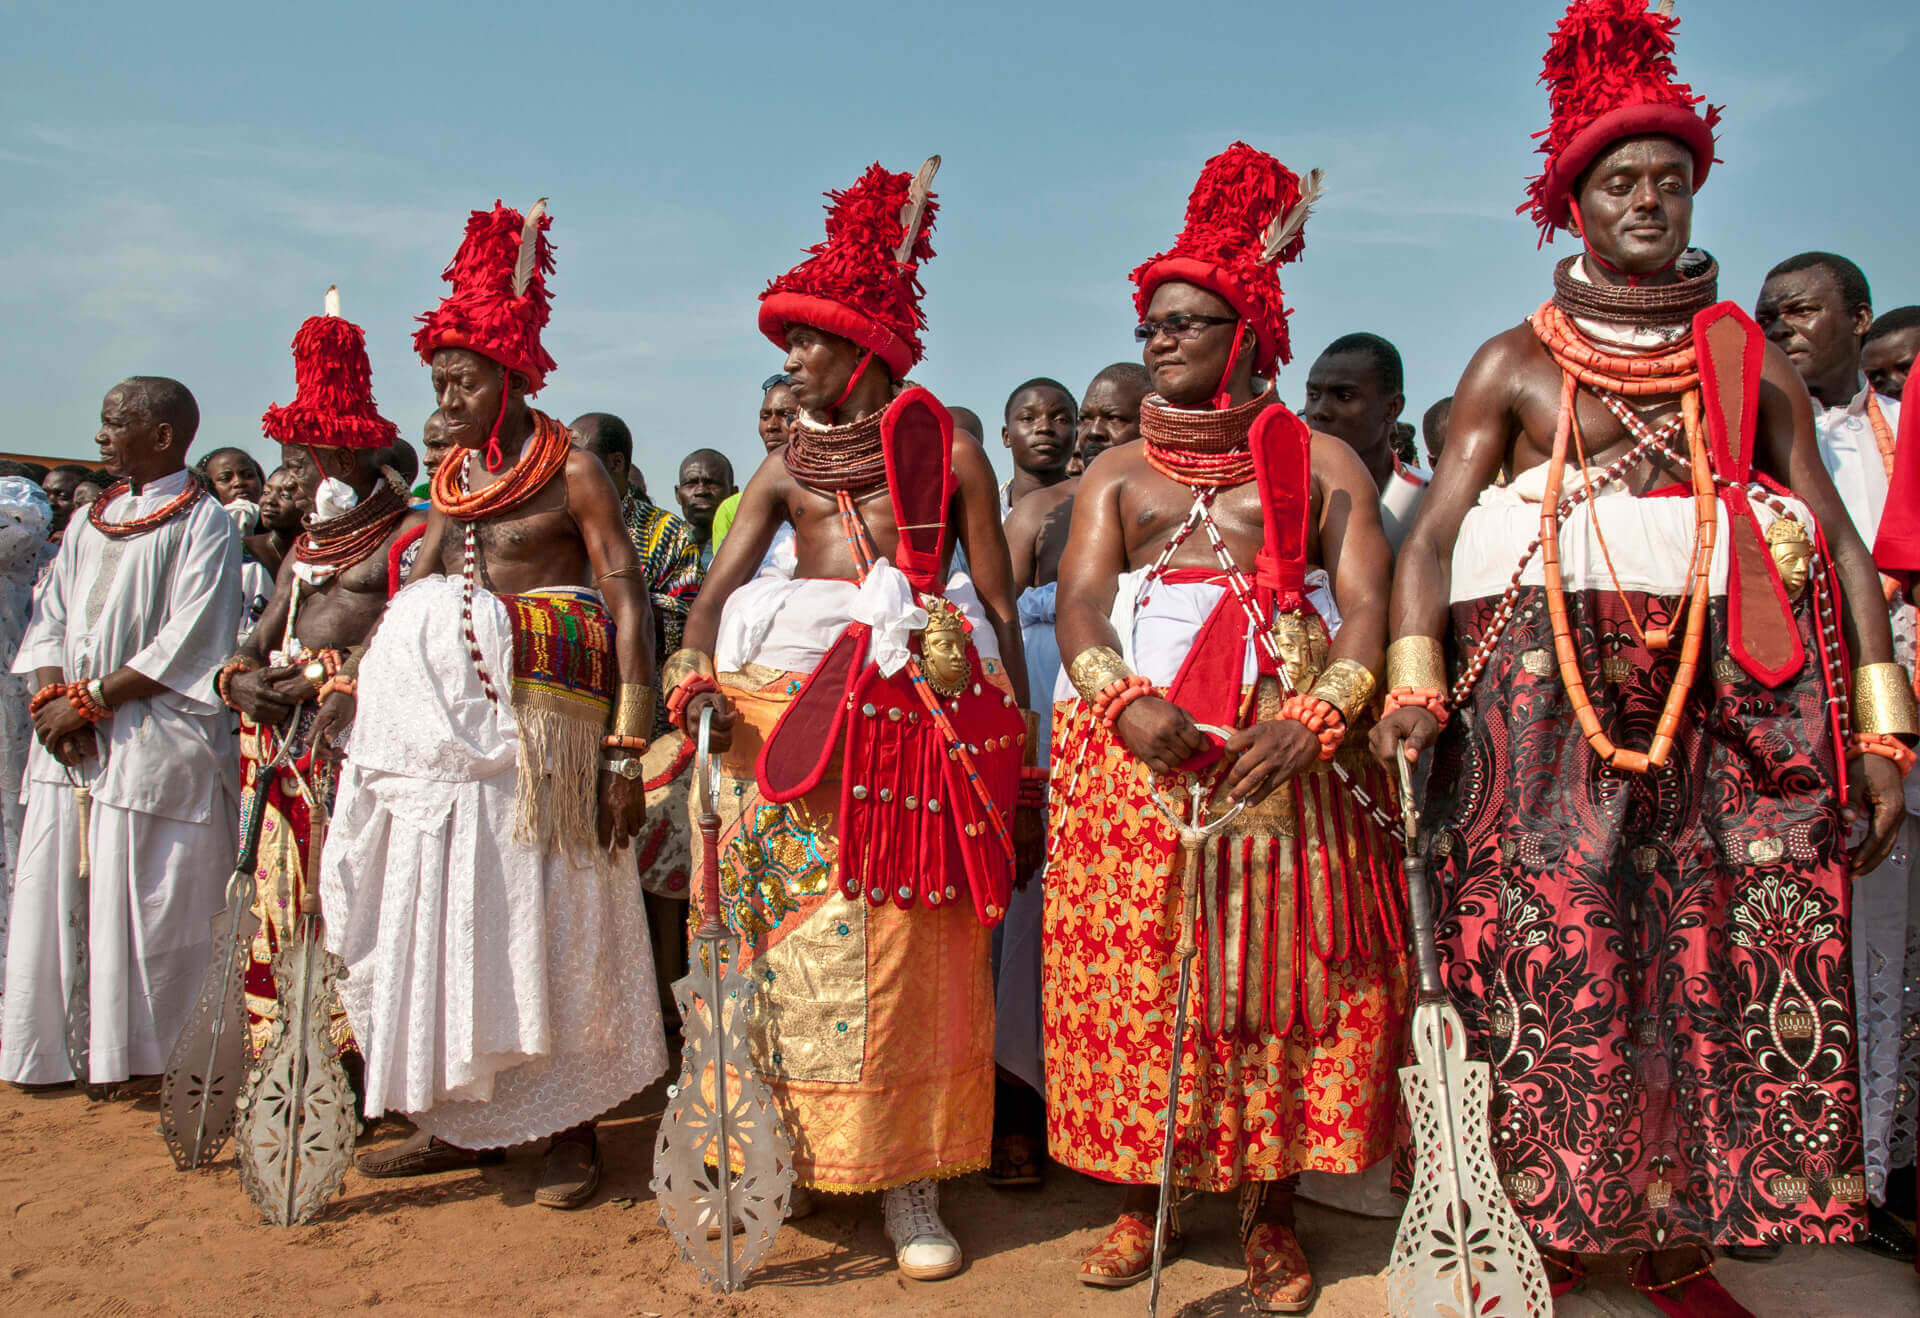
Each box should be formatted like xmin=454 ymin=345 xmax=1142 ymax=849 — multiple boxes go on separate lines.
xmin=1132 ymin=143 xmax=1321 ymax=377
xmin=759 ymin=161 xmax=938 ymax=380
xmin=1523 ymin=0 xmax=1721 ymax=245
xmin=414 ymin=199 xmax=556 ymax=392
xmin=262 ymin=288 xmax=399 ymax=452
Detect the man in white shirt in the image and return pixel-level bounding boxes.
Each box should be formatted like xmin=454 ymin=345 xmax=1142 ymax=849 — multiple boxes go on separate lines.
xmin=2 ymin=376 xmax=242 ymax=1090
xmin=1757 ymin=251 xmax=1915 ymax=1259
xmin=1301 ymin=332 xmax=1427 ymax=552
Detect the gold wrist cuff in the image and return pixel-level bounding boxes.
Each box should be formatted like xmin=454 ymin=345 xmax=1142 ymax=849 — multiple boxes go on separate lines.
xmin=1067 ymin=645 xmax=1132 ymax=703
xmin=1307 ymin=658 xmax=1378 ymax=722
xmin=661 ymin=647 xmax=716 ymax=692
xmin=1852 ymin=662 xmax=1919 ymax=739
xmin=612 ymin=683 xmax=657 ymax=738
xmin=1385 ymin=636 xmax=1447 ymax=692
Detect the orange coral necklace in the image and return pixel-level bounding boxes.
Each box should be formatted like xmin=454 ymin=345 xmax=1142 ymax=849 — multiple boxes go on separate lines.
xmin=1531 ymin=301 xmax=1715 ymax=774
xmin=431 ymin=409 xmax=570 ymax=521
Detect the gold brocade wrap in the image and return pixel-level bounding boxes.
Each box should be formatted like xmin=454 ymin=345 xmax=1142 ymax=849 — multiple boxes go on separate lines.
xmin=1307 ymin=657 xmax=1377 ymax=722
xmin=1066 ymin=644 xmax=1132 ymax=703
xmin=662 ymin=647 xmax=717 ymax=693
xmin=1851 ymin=662 xmax=1919 ymax=739
xmin=692 ymin=661 xmax=998 ymax=1192
xmin=1385 ymin=635 xmax=1447 ymax=692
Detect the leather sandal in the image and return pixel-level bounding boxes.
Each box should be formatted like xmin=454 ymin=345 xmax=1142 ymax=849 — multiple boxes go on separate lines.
xmin=1078 ymin=1210 xmax=1181 ymax=1289
xmin=534 ymin=1135 xmax=601 ymax=1209
xmin=1632 ymin=1246 xmax=1754 ymax=1318
xmin=1244 ymin=1221 xmax=1316 ymax=1314
xmin=356 ymin=1130 xmax=504 ymax=1178
xmin=985 ymin=1133 xmax=1044 ymax=1188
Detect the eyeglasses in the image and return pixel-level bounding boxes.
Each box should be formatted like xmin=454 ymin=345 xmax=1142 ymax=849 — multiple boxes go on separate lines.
xmin=761 ymin=373 xmax=791 ymax=391
xmin=1134 ymin=314 xmax=1238 ymax=343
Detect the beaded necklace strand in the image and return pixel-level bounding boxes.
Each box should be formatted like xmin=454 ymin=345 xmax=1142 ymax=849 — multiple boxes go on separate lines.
xmin=88 ymin=472 xmax=205 ymax=540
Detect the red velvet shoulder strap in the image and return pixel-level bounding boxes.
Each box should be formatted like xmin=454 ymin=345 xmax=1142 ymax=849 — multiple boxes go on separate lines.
xmin=1694 ymin=301 xmax=1764 ymax=483
xmin=1250 ymin=402 xmax=1310 ymax=600
xmin=1875 ymin=355 xmax=1920 ymax=585
xmin=882 ymin=386 xmax=955 ymax=594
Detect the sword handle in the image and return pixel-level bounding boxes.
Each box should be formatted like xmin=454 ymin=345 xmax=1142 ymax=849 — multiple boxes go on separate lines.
xmin=1395 ymin=744 xmax=1446 ymax=1000
xmin=1175 ymin=837 xmax=1201 ymax=960
xmin=694 ymin=706 xmax=725 ymax=939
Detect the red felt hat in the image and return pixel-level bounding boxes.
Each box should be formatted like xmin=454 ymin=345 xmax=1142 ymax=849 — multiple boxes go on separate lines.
xmin=759 ymin=160 xmax=940 ymax=380
xmin=1523 ymin=0 xmax=1721 ymax=245
xmin=1132 ymin=142 xmax=1323 ymax=377
xmin=414 ymin=199 xmax=556 ymax=392
xmin=262 ymin=286 xmax=400 ymax=452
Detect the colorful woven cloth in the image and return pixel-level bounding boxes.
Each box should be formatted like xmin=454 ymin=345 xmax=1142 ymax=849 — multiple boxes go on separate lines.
xmin=504 ymin=586 xmax=614 ymax=724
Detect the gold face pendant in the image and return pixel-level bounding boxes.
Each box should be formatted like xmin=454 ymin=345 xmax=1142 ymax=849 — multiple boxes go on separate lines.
xmin=919 ymin=597 xmax=972 ymax=698
xmin=1766 ymin=515 xmax=1812 ymax=599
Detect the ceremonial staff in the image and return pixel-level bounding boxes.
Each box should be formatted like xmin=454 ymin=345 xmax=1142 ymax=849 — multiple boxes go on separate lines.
xmin=1382 ymin=745 xmax=1549 ymax=1318
xmin=59 ymin=760 xmax=92 ymax=1091
xmin=653 ymin=706 xmax=796 ymax=1292
xmin=1141 ymin=732 xmax=1244 ymax=1318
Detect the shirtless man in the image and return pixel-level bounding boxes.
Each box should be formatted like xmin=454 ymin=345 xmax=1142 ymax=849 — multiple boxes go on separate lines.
xmin=1370 ymin=4 xmax=1905 ymax=1306
xmin=318 ymin=200 xmax=665 ymax=1210
xmin=219 ymin=303 xmax=422 ymax=1089
xmin=1047 ymin=143 xmax=1402 ymax=1313
xmin=1000 ymin=378 xmax=1076 ymax=509
xmin=668 ymin=159 xmax=1029 ymax=1280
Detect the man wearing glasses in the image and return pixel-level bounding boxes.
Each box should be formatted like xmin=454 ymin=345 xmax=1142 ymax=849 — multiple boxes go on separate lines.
xmin=1046 ymin=143 xmax=1400 ymax=1313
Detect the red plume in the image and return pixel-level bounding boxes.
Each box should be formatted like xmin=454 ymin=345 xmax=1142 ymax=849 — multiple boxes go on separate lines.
xmin=1522 ymin=0 xmax=1721 ymax=245
xmin=1132 ymin=142 xmax=1317 ymax=375
xmin=413 ymin=200 xmax=557 ymax=391
xmin=759 ymin=162 xmax=939 ymax=379
xmin=262 ymin=292 xmax=399 ymax=451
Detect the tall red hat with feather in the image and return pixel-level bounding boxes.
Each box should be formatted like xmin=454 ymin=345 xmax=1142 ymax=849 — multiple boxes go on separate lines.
xmin=1132 ymin=142 xmax=1324 ymax=391
xmin=759 ymin=159 xmax=940 ymax=383
xmin=414 ymin=199 xmax=555 ymax=469
xmin=262 ymin=285 xmax=400 ymax=452
xmin=1522 ymin=0 xmax=1721 ymax=246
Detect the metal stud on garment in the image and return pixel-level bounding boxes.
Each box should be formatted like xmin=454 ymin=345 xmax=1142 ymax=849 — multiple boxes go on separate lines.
xmin=862 ymin=702 xmax=877 ymax=717
xmin=887 ymin=707 xmax=903 ymax=721
xmin=927 ymin=799 xmax=941 ymax=814
xmin=879 ymin=788 xmax=893 ymax=803
xmin=898 ymin=886 xmax=912 ymax=900
xmin=905 ymin=796 xmax=918 ymax=810
xmin=852 ymin=785 xmax=869 ymax=800
xmin=945 ymin=886 xmax=957 ymax=900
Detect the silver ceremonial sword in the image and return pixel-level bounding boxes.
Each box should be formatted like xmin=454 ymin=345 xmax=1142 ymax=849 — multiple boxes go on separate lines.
xmin=1382 ymin=745 xmax=1550 ymax=1317
xmin=1142 ymin=730 xmax=1245 ymax=1318
xmin=236 ymin=752 xmax=356 ymax=1225
xmin=60 ymin=762 xmax=92 ymax=1092
xmin=161 ymin=726 xmax=281 ymax=1168
xmin=653 ymin=705 xmax=795 ymax=1292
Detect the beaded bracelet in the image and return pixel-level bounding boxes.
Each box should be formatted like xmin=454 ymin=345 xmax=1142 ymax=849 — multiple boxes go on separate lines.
xmin=1017 ymin=765 xmax=1048 ymax=811
xmin=1382 ymin=686 xmax=1450 ymax=729
xmin=65 ymin=680 xmax=110 ymax=723
xmin=1850 ymin=732 xmax=1917 ymax=778
xmin=216 ymin=658 xmax=260 ymax=713
xmin=1095 ymin=675 xmax=1155 ymax=728
xmin=315 ymin=676 xmax=358 ymax=704
xmin=1278 ymin=691 xmax=1346 ymax=761
xmin=666 ymin=672 xmax=719 ymax=732
xmin=29 ymin=682 xmax=64 ymax=715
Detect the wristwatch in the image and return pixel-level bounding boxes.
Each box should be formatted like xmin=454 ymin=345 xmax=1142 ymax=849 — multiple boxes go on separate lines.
xmin=602 ymin=755 xmax=645 ymax=781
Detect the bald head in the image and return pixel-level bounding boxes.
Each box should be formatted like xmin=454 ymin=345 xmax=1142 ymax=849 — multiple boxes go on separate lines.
xmin=949 ymin=406 xmax=985 ymax=441
xmin=571 ymin=412 xmax=635 ymax=497
xmin=118 ymin=376 xmax=200 ymax=446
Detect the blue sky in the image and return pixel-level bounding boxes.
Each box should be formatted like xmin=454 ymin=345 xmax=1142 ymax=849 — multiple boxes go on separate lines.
xmin=4 ymin=1 xmax=1915 ymax=501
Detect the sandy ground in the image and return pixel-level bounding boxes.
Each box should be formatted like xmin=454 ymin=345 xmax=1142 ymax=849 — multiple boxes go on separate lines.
xmin=3 ymin=1077 xmax=1915 ymax=1317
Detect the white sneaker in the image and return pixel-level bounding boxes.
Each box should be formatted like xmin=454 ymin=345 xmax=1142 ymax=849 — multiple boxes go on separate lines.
xmin=884 ymin=1179 xmax=962 ymax=1280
